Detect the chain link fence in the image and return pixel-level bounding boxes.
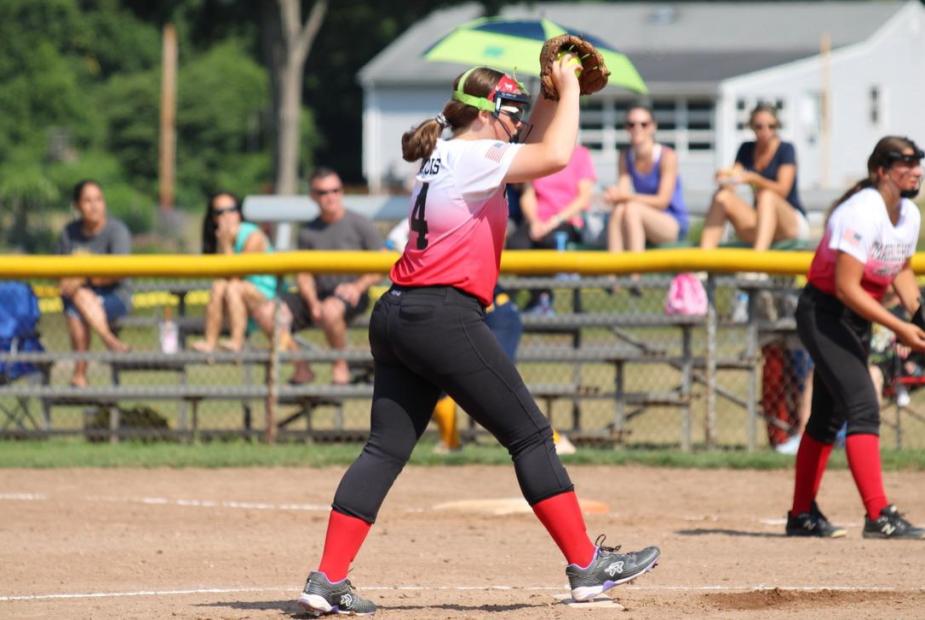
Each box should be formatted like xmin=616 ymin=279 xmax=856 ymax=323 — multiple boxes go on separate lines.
xmin=2 ymin=273 xmax=924 ymax=449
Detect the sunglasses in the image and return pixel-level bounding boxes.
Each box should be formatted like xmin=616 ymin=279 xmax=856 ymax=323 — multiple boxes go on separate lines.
xmin=212 ymin=206 xmax=237 ymax=216
xmin=886 ymin=149 xmax=925 ymax=166
xmin=312 ymin=187 xmax=343 ymax=196
xmin=751 ymin=123 xmax=777 ymax=130
xmin=625 ymin=121 xmax=651 ymax=129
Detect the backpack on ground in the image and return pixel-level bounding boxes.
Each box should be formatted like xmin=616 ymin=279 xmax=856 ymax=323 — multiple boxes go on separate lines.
xmin=664 ymin=273 xmax=707 ymax=316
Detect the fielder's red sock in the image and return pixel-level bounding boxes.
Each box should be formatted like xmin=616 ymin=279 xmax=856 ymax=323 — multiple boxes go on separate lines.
xmin=532 ymin=491 xmax=596 ymax=567
xmin=845 ymin=433 xmax=888 ymax=520
xmin=791 ymin=434 xmax=834 ymax=515
xmin=316 ymin=510 xmax=372 ymax=583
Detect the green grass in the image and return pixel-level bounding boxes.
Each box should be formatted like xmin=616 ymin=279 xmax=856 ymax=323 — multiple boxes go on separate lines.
xmin=3 ymin=438 xmax=925 ymax=470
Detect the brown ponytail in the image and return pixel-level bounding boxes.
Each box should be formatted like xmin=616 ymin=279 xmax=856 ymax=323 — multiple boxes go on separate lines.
xmin=400 ymin=67 xmax=508 ymax=162
xmin=824 ymin=135 xmax=920 ymax=223
xmin=401 ymin=118 xmax=445 ymax=162
xmin=824 ymin=178 xmax=874 ymax=224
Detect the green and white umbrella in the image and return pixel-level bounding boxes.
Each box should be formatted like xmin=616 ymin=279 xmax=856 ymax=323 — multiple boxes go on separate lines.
xmin=424 ymin=16 xmax=647 ymax=94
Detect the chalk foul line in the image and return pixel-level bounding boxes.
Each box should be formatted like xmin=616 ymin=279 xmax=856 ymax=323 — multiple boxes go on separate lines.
xmin=3 ymin=584 xmax=924 ymax=603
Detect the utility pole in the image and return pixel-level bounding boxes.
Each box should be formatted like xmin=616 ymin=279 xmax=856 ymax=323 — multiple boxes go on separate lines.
xmin=159 ymin=23 xmax=178 ymax=211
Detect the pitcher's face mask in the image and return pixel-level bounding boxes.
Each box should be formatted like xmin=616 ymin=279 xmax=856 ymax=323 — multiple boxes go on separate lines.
xmin=453 ymin=69 xmax=533 ymax=143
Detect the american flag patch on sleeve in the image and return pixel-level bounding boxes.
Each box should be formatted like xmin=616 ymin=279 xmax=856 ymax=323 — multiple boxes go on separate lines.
xmin=484 ymin=142 xmax=509 ymax=163
xmin=842 ymin=228 xmax=862 ymax=246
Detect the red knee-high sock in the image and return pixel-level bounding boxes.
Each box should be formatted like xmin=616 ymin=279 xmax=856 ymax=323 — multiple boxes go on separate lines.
xmin=791 ymin=434 xmax=834 ymax=515
xmin=316 ymin=510 xmax=372 ymax=583
xmin=532 ymin=491 xmax=596 ymax=567
xmin=845 ymin=433 xmax=888 ymax=520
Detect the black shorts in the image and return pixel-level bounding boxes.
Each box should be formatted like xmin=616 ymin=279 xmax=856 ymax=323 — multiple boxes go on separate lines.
xmin=281 ymin=290 xmax=370 ymax=332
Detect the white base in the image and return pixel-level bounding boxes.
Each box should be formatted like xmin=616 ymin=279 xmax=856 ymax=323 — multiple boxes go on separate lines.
xmin=554 ymin=593 xmax=625 ymax=610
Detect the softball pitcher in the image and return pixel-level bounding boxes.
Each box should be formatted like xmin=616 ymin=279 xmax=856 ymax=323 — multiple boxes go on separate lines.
xmin=296 ymin=49 xmax=659 ymax=616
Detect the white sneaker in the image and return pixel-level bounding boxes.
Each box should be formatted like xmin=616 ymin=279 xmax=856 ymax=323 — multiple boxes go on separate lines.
xmin=775 ymin=433 xmax=801 ymax=455
xmin=555 ymin=434 xmax=577 ymax=456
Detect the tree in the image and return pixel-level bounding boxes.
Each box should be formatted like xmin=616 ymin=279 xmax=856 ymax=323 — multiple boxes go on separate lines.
xmin=269 ymin=0 xmax=327 ymax=195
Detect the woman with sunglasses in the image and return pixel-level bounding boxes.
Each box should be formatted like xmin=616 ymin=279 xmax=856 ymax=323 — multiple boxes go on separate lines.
xmin=192 ymin=194 xmax=312 ymax=379
xmin=786 ymin=136 xmax=925 ymax=540
xmin=604 ymin=104 xmax=689 ymax=292
xmin=700 ymin=103 xmax=809 ymax=251
xmin=296 ymin=59 xmax=660 ymax=617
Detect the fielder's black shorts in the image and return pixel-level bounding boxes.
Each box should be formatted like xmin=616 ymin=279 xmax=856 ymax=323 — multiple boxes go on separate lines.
xmin=796 ymin=283 xmax=880 ymax=443
xmin=331 ymin=285 xmax=573 ymax=523
xmin=281 ymin=290 xmax=370 ymax=332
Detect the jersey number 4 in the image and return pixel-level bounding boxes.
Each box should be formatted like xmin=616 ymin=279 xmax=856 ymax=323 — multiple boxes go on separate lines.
xmin=410 ymin=182 xmax=429 ymax=250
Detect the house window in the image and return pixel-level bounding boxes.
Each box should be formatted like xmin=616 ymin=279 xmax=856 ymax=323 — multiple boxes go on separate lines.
xmin=869 ymin=86 xmax=880 ymax=126
xmin=578 ymin=97 xmax=715 ymax=155
xmin=736 ymin=97 xmax=786 ymax=132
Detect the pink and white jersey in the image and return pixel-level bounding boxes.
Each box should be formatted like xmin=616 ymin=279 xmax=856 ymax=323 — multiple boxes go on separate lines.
xmin=807 ymin=188 xmax=920 ymax=300
xmin=390 ymin=138 xmax=522 ymax=306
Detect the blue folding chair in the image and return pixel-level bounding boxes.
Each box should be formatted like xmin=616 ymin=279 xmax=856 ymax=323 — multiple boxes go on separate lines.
xmin=0 ymin=281 xmax=48 ymax=432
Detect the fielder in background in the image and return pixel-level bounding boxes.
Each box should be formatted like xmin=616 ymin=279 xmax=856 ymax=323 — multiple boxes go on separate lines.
xmin=296 ymin=38 xmax=659 ymax=617
xmin=786 ymin=136 xmax=925 ymax=540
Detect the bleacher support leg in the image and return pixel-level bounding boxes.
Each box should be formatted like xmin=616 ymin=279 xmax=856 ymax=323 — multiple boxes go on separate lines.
xmin=745 ymin=292 xmax=760 ymax=452
xmin=613 ymin=361 xmax=625 ymax=442
xmin=108 ymin=404 xmax=120 ymax=445
xmin=681 ymin=325 xmax=693 ymax=453
xmin=703 ymin=274 xmax=717 ymax=450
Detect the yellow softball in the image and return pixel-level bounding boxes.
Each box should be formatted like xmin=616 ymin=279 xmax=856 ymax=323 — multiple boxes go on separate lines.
xmin=556 ymin=50 xmax=583 ymax=77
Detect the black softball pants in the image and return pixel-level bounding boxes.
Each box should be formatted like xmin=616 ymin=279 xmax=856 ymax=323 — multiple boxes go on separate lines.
xmin=796 ymin=284 xmax=881 ymax=443
xmin=331 ymin=285 xmax=573 ymax=523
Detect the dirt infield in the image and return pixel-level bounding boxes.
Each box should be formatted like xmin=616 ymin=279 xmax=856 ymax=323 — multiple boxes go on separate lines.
xmin=2 ymin=465 xmax=924 ymax=618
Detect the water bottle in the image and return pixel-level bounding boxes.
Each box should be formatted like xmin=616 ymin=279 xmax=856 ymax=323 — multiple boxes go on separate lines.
xmin=731 ymin=291 xmax=749 ymax=324
xmin=554 ymin=230 xmax=569 ymax=252
xmin=159 ymin=305 xmax=179 ymax=354
xmin=553 ymin=230 xmax=579 ymax=281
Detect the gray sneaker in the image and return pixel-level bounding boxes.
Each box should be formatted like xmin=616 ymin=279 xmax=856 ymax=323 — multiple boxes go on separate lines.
xmin=297 ymin=571 xmax=377 ymax=616
xmin=565 ymin=535 xmax=660 ymax=601
xmin=863 ymin=504 xmax=925 ymax=540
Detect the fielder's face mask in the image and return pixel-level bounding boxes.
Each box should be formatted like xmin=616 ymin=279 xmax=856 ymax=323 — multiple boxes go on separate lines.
xmin=885 ymin=144 xmax=925 ymax=199
xmin=453 ymin=67 xmax=533 ymax=143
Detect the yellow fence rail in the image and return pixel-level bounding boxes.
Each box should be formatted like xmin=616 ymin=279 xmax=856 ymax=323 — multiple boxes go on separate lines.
xmin=0 ymin=248 xmax=822 ymax=279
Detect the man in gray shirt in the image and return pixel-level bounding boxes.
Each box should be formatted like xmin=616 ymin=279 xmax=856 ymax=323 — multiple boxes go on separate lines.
xmin=282 ymin=168 xmax=382 ymax=385
xmin=57 ymin=180 xmax=132 ymax=387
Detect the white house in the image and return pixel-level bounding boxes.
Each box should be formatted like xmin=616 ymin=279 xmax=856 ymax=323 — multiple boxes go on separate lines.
xmin=358 ymin=1 xmax=925 ymax=210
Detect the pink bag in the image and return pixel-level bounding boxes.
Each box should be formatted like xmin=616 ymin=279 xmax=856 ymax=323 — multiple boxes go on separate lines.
xmin=665 ymin=273 xmax=707 ymax=316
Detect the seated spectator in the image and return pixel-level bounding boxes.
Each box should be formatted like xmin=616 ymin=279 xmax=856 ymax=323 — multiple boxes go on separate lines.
xmin=57 ymin=180 xmax=132 ymax=388
xmin=700 ymin=102 xmax=809 ymax=251
xmin=281 ymin=168 xmax=383 ymax=385
xmin=506 ymin=144 xmax=596 ymax=312
xmin=604 ymin=104 xmax=689 ymax=292
xmin=191 ymin=192 xmax=312 ymax=379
